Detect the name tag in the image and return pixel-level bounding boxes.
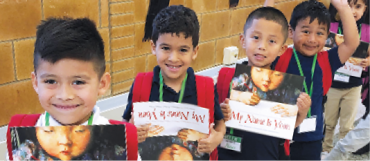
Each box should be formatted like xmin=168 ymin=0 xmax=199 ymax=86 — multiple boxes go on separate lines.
xmin=334 ymin=72 xmax=350 ymax=83
xmin=220 ymin=134 xmax=242 ymax=152
xmin=298 ymin=117 xmax=316 ymax=133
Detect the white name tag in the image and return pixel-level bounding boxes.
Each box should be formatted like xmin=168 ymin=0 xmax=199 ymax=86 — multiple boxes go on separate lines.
xmin=220 ymin=135 xmax=242 ymax=152
xmin=298 ymin=117 xmax=316 ymax=133
xmin=334 ymin=72 xmax=350 ymax=82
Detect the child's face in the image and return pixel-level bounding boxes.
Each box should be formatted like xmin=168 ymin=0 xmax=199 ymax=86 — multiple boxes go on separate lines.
xmin=31 ymin=59 xmax=110 ymax=125
xmin=158 ymin=144 xmax=193 ymax=160
xmin=240 ymin=18 xmax=287 ymax=68
xmin=251 ymin=67 xmax=284 ymax=92
xmin=151 ymin=33 xmax=198 ymax=83
xmin=36 ymin=126 xmax=92 ymax=160
xmin=349 ymin=0 xmax=367 ymax=21
xmin=290 ymin=17 xmax=328 ymax=56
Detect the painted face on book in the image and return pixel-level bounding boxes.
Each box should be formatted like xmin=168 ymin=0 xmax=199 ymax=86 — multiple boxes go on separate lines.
xmin=158 ymin=144 xmax=193 ymax=160
xmin=31 ymin=59 xmax=110 ymax=125
xmin=36 ymin=126 xmax=92 ymax=160
xmin=290 ymin=17 xmax=328 ymax=56
xmin=240 ymin=18 xmax=286 ymax=68
xmin=349 ymin=0 xmax=367 ymax=21
xmin=151 ymin=33 xmax=198 ymax=83
xmin=251 ymin=67 xmax=284 ymax=92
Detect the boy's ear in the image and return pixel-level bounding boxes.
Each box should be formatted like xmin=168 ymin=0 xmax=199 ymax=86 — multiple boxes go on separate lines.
xmin=192 ymin=45 xmax=199 ymax=60
xmin=31 ymin=72 xmax=39 ymax=94
xmin=150 ymin=40 xmax=156 ymax=56
xmin=279 ymin=45 xmax=288 ymax=56
xmin=240 ymin=34 xmax=246 ymax=49
xmin=288 ymin=25 xmax=294 ymax=39
xmin=98 ymin=72 xmax=111 ymax=96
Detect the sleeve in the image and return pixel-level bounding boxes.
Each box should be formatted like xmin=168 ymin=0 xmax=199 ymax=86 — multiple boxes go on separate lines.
xmin=324 ymin=115 xmax=370 ymax=160
xmin=213 ymin=84 xmax=224 ymax=121
xmin=327 ymin=47 xmax=344 ymax=74
xmin=122 ymin=83 xmax=134 ymax=121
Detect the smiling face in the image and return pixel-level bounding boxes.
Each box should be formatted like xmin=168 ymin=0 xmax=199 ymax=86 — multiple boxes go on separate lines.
xmin=151 ymin=33 xmax=198 ymax=83
xmin=36 ymin=126 xmax=92 ymax=160
xmin=290 ymin=17 xmax=328 ymax=56
xmin=31 ymin=59 xmax=110 ymax=125
xmin=240 ymin=18 xmax=287 ymax=68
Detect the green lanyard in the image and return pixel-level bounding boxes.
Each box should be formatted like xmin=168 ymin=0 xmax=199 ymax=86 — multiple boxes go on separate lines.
xmin=159 ymin=71 xmax=187 ymax=103
xmin=45 ymin=112 xmax=94 ymax=126
xmin=229 ymin=81 xmax=234 ymax=135
xmin=338 ymin=24 xmax=361 ymax=38
xmin=293 ymin=48 xmax=316 ymax=118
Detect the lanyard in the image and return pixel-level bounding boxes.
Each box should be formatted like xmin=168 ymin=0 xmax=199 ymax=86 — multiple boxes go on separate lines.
xmin=45 ymin=112 xmax=94 ymax=126
xmin=159 ymin=71 xmax=187 ymax=103
xmin=338 ymin=24 xmax=361 ymax=38
xmin=293 ymin=48 xmax=317 ymax=118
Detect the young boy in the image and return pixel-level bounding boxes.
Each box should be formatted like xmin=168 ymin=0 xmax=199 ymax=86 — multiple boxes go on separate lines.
xmin=122 ymin=5 xmax=226 ymax=159
xmin=217 ymin=7 xmax=311 ymax=160
xmin=267 ymin=0 xmax=360 ymax=160
xmin=6 ymin=17 xmax=138 ymax=160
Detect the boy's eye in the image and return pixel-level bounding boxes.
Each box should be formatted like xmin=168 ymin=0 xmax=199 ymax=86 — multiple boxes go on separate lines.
xmin=180 ymin=49 xmax=188 ymax=52
xmin=317 ymin=32 xmax=324 ymax=36
xmin=253 ymin=36 xmax=259 ymax=39
xmin=44 ymin=79 xmax=56 ymax=84
xmin=72 ymin=80 xmax=86 ymax=85
xmin=162 ymin=47 xmax=170 ymax=50
xmin=356 ymin=4 xmax=361 ymax=8
xmin=303 ymin=30 xmax=309 ymax=34
xmin=269 ymin=40 xmax=276 ymax=43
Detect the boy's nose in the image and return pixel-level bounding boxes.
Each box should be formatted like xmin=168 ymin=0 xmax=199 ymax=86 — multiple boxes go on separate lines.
xmin=168 ymin=52 xmax=180 ymax=62
xmin=308 ymin=34 xmax=316 ymax=42
xmin=258 ymin=41 xmax=267 ymax=51
xmin=56 ymin=85 xmax=74 ymax=100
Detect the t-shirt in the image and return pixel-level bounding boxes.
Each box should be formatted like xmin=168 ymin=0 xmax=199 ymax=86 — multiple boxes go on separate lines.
xmin=271 ymin=47 xmax=343 ymax=142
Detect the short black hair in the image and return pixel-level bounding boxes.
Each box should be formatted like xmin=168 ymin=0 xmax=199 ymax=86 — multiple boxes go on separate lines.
xmin=244 ymin=7 xmax=289 ymax=43
xmin=329 ymin=0 xmax=369 ymax=24
xmin=151 ymin=5 xmax=199 ymax=48
xmin=290 ymin=0 xmax=331 ymax=32
xmin=34 ymin=17 xmax=105 ymax=78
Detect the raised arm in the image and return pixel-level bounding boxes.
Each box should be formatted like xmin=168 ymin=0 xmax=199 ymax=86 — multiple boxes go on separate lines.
xmin=332 ymin=0 xmax=360 ymax=63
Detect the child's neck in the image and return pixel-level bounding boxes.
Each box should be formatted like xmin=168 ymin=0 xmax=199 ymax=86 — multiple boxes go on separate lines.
xmin=161 ymin=71 xmax=187 ymax=93
xmin=248 ymin=62 xmax=272 ymax=70
xmin=55 ymin=112 xmax=93 ymax=126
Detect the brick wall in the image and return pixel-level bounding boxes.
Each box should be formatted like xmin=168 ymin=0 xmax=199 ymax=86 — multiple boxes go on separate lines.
xmin=0 ymin=0 xmax=330 ymax=126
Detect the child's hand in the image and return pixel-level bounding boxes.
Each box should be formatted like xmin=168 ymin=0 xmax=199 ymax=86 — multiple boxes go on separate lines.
xmin=249 ymin=90 xmax=261 ymax=105
xmin=177 ymin=129 xmax=207 ymax=141
xmin=330 ymin=0 xmax=350 ymax=10
xmin=221 ymin=98 xmax=231 ymax=121
xmin=197 ymin=124 xmax=223 ymax=153
xmin=137 ymin=124 xmax=150 ymax=143
xmin=148 ymin=125 xmax=165 ymax=137
xmin=360 ymin=57 xmax=370 ymax=69
xmin=297 ymin=92 xmax=311 ymax=115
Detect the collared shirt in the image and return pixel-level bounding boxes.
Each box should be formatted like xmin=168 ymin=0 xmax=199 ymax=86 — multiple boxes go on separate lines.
xmin=123 ymin=65 xmax=224 ymax=121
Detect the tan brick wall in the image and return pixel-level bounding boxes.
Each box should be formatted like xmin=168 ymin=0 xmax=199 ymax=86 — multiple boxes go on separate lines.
xmin=0 ymin=0 xmax=330 ymax=126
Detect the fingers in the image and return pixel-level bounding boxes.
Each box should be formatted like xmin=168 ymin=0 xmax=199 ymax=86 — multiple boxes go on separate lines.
xmin=137 ymin=124 xmax=150 ymax=143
